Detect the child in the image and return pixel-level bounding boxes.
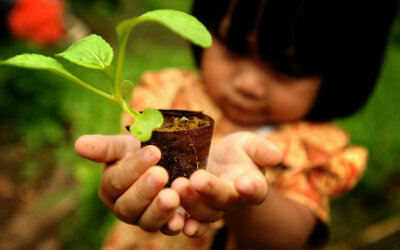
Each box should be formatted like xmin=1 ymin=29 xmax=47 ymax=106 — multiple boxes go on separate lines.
xmin=74 ymin=0 xmax=398 ymax=249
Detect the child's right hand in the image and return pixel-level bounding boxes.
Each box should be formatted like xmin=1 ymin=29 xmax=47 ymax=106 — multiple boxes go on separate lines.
xmin=74 ymin=134 xmax=185 ymax=235
xmin=171 ymin=132 xmax=283 ymax=232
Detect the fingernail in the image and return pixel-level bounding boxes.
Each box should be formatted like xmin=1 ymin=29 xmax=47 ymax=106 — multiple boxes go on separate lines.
xmin=159 ymin=197 xmax=172 ymax=211
xmin=141 ymin=147 xmax=157 ymax=163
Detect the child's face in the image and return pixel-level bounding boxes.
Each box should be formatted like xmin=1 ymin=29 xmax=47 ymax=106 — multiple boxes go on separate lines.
xmin=200 ymin=37 xmax=322 ymax=125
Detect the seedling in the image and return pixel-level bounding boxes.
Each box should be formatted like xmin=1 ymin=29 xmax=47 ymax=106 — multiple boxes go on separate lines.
xmin=0 ymin=9 xmax=212 ymax=142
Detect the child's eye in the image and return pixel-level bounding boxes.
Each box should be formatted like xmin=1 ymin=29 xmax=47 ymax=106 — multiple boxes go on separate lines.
xmin=265 ymin=62 xmax=315 ymax=83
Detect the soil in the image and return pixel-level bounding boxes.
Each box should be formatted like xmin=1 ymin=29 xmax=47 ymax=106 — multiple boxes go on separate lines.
xmin=156 ymin=115 xmax=212 ymax=132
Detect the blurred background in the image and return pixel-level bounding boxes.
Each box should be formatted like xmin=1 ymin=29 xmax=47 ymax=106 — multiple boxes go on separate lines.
xmin=0 ymin=0 xmax=399 ymax=249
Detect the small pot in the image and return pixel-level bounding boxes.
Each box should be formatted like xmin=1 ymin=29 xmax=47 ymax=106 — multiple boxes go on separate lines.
xmin=139 ymin=110 xmax=214 ymax=185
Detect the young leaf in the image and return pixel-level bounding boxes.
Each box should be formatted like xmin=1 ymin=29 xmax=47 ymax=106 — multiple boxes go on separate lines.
xmin=117 ymin=9 xmax=212 ymax=48
xmin=0 ymin=53 xmax=77 ymax=79
xmin=56 ymin=34 xmax=113 ymax=70
xmin=129 ymin=108 xmax=164 ymax=142
xmin=120 ymin=80 xmax=134 ymax=99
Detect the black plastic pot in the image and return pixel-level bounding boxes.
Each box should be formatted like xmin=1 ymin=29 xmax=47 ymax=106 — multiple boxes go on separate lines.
xmin=140 ymin=110 xmax=214 ymax=185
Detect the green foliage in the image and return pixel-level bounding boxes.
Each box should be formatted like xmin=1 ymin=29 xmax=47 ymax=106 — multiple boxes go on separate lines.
xmin=59 ymin=163 xmax=115 ymax=250
xmin=0 ymin=51 xmax=114 ymax=102
xmin=0 ymin=9 xmax=211 ymax=142
xmin=116 ymin=10 xmax=212 ymax=49
xmin=1 ymin=54 xmax=75 ymax=77
xmin=129 ymin=108 xmax=164 ymax=141
xmin=68 ymin=0 xmax=122 ymax=15
xmin=56 ymin=34 xmax=114 ymax=70
xmin=142 ymin=0 xmax=193 ymax=12
xmin=0 ymin=66 xmax=68 ymax=148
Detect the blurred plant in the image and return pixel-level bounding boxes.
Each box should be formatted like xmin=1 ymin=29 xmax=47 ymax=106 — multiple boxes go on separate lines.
xmin=68 ymin=0 xmax=122 ymax=15
xmin=390 ymin=12 xmax=400 ymax=45
xmin=0 ymin=43 xmax=68 ymax=149
xmin=141 ymin=0 xmax=193 ymax=12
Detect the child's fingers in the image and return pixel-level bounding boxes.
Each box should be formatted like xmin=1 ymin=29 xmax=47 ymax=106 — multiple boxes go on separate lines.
xmin=183 ymin=218 xmax=209 ymax=238
xmin=189 ymin=169 xmax=240 ymax=210
xmin=136 ymin=188 xmax=180 ymax=232
xmin=99 ymin=145 xmax=161 ymax=206
xmin=234 ymin=169 xmax=268 ymax=205
xmin=243 ymin=133 xmax=282 ymax=167
xmin=74 ymin=134 xmax=140 ymax=163
xmin=171 ymin=177 xmax=223 ymax=223
xmin=112 ymin=166 xmax=168 ymax=225
xmin=161 ymin=210 xmax=185 ymax=235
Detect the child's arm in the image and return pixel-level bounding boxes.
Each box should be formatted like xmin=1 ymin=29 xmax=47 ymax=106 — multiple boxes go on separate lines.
xmin=175 ymin=132 xmax=318 ymax=248
xmin=74 ymin=134 xmax=187 ymax=235
xmin=225 ymin=185 xmax=317 ymax=249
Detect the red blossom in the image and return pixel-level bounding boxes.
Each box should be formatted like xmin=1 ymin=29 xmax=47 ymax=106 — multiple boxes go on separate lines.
xmin=7 ymin=0 xmax=66 ymax=45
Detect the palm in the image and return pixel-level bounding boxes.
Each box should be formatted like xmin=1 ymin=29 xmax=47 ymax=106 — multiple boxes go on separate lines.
xmin=207 ymin=133 xmax=261 ymax=181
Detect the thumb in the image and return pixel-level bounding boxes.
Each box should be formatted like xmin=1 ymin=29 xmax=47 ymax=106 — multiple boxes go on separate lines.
xmin=244 ymin=133 xmax=282 ymax=167
xmin=74 ymin=134 xmax=140 ymax=163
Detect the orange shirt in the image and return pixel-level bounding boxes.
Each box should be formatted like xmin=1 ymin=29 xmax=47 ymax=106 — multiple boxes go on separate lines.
xmin=104 ymin=69 xmax=368 ymax=250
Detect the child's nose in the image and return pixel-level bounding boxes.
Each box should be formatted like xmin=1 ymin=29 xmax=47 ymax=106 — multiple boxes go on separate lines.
xmin=232 ymin=65 xmax=266 ymax=100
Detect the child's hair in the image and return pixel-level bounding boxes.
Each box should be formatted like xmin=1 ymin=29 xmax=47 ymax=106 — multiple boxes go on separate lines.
xmin=191 ymin=0 xmax=399 ymax=121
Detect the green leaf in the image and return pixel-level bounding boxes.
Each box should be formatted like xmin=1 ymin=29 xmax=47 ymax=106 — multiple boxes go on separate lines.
xmin=129 ymin=108 xmax=164 ymax=142
xmin=114 ymin=9 xmax=212 ymax=94
xmin=0 ymin=53 xmax=77 ymax=79
xmin=0 ymin=53 xmax=116 ymax=101
xmin=56 ymin=34 xmax=113 ymax=70
xmin=117 ymin=9 xmax=212 ymax=48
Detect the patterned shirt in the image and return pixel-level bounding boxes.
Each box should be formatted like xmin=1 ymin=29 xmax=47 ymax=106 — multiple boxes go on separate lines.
xmin=104 ymin=69 xmax=368 ymax=250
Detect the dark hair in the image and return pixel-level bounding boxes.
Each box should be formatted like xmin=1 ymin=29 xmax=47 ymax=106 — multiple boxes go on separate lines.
xmin=191 ymin=0 xmax=399 ymax=121
xmin=0 ymin=0 xmax=15 ymax=37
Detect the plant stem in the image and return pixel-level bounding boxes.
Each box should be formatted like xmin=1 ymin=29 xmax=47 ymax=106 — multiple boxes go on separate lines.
xmin=121 ymin=100 xmax=139 ymax=118
xmin=62 ymin=73 xmax=116 ymax=102
xmin=104 ymin=65 xmax=115 ymax=96
xmin=114 ymin=18 xmax=144 ymax=101
xmin=114 ymin=37 xmax=128 ymax=100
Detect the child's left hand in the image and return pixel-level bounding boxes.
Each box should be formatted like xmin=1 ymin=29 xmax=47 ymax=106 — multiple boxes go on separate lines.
xmin=171 ymin=132 xmax=282 ymax=237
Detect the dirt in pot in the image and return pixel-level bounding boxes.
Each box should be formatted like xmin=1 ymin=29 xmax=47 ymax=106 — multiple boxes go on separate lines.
xmin=156 ymin=116 xmax=212 ymax=132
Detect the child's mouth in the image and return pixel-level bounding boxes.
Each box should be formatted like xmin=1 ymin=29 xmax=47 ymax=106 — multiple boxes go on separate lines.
xmin=221 ymin=98 xmax=269 ymax=125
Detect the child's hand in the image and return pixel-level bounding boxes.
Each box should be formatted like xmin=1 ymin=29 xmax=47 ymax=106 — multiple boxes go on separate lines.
xmin=171 ymin=132 xmax=282 ymax=236
xmin=74 ymin=134 xmax=185 ymax=235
